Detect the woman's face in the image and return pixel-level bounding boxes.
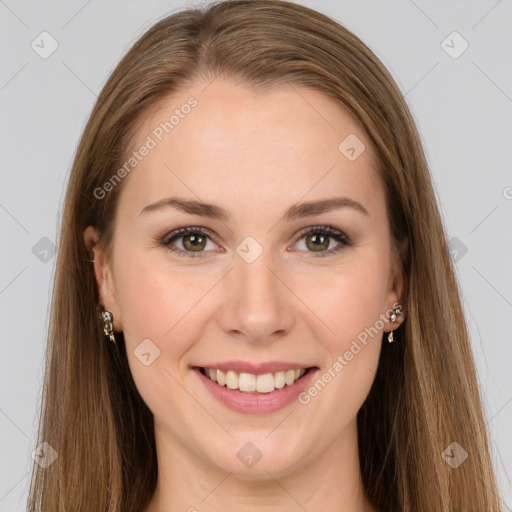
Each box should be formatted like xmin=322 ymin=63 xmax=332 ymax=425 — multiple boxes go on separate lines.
xmin=85 ymin=77 xmax=405 ymax=479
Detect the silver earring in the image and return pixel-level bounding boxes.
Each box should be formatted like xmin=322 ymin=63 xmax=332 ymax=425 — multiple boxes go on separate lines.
xmin=101 ymin=310 xmax=116 ymax=344
xmin=387 ymin=304 xmax=403 ymax=343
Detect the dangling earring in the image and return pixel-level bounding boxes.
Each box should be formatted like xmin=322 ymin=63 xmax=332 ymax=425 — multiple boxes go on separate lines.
xmin=387 ymin=304 xmax=403 ymax=343
xmin=100 ymin=309 xmax=116 ymax=344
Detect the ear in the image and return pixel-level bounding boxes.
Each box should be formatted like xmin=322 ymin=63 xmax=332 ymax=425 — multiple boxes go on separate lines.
xmin=83 ymin=225 xmax=123 ymax=331
xmin=383 ymin=236 xmax=408 ymax=332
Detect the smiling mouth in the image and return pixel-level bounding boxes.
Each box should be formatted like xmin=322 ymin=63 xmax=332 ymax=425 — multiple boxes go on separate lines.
xmin=196 ymin=366 xmax=315 ymax=394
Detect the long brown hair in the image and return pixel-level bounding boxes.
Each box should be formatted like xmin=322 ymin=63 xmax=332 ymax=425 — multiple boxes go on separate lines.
xmin=27 ymin=1 xmax=503 ymax=510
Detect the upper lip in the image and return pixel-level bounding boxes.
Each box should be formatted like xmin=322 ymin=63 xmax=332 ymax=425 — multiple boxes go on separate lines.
xmin=193 ymin=360 xmax=316 ymax=375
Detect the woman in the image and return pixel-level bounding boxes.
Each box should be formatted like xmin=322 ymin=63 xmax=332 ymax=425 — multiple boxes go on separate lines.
xmin=27 ymin=1 xmax=503 ymax=511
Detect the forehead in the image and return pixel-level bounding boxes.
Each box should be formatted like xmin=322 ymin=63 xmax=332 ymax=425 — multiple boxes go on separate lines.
xmin=118 ymin=78 xmax=384 ymax=223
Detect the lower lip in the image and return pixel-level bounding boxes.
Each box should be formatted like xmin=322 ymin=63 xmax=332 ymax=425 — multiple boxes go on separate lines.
xmin=193 ymin=367 xmax=319 ymax=414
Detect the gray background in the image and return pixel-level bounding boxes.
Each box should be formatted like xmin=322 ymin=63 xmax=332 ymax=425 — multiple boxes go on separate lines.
xmin=0 ymin=0 xmax=511 ymax=510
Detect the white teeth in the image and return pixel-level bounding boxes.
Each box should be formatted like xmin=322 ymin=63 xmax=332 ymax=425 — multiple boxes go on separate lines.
xmin=274 ymin=371 xmax=285 ymax=389
xmin=239 ymin=372 xmax=256 ymax=392
xmin=256 ymin=373 xmax=274 ymax=393
xmin=201 ymin=367 xmax=307 ymax=393
xmin=285 ymin=369 xmax=296 ymax=385
xmin=225 ymin=370 xmax=238 ymax=390
xmin=216 ymin=369 xmax=226 ymax=386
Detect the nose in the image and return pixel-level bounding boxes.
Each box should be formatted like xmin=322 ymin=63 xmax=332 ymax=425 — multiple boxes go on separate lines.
xmin=216 ymin=250 xmax=295 ymax=344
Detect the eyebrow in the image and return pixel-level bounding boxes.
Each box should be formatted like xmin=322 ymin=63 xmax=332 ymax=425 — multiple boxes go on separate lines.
xmin=138 ymin=196 xmax=369 ymax=221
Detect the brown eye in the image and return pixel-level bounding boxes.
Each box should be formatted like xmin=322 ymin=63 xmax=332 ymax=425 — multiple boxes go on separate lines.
xmin=159 ymin=227 xmax=218 ymax=258
xmin=292 ymin=225 xmax=353 ymax=257
xmin=304 ymin=233 xmax=330 ymax=252
xmin=182 ymin=233 xmax=207 ymax=252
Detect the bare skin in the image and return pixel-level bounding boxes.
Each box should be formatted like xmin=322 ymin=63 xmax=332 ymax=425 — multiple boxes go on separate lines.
xmin=84 ymin=76 xmax=406 ymax=512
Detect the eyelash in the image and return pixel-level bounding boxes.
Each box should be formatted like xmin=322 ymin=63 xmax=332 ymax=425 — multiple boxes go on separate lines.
xmin=157 ymin=225 xmax=353 ymax=259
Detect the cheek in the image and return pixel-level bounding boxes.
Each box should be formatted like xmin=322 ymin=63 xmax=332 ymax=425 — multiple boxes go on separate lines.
xmin=112 ymin=251 xmax=216 ymax=418
xmin=304 ymin=251 xmax=389 ymax=353
xmin=294 ymin=251 xmax=388 ymax=413
xmin=113 ymin=246 xmax=213 ymax=342
xmin=111 ymin=246 xmax=235 ymax=369
xmin=296 ymin=266 xmax=385 ymax=428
